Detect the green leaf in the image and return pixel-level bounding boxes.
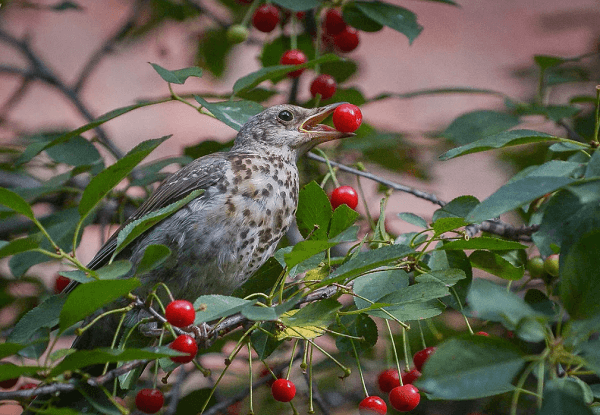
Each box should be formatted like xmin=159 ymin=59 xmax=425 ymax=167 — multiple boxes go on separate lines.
xmin=398 ymin=212 xmax=428 ymax=229
xmin=296 ymin=181 xmax=332 ymax=240
xmin=560 ymin=230 xmax=600 ymax=319
xmin=323 ymin=244 xmax=414 ymax=286
xmin=469 ymin=250 xmax=524 ymax=281
xmin=0 ymin=236 xmax=41 ymax=259
xmin=0 ymin=187 xmax=35 ymax=219
xmin=429 ymin=247 xmax=473 ymax=309
xmin=113 ymin=189 xmax=204 ymax=258
xmin=193 ymin=295 xmax=254 ymax=324
xmin=320 ymin=60 xmax=358 ymax=83
xmin=540 ymin=378 xmax=594 ymax=415
xmin=284 ymin=240 xmax=337 ymax=269
xmin=416 ymin=269 xmax=466 ymax=286
xmin=233 ymin=54 xmax=340 ymax=94
xmin=251 ymin=322 xmax=283 ymax=360
xmin=467 ymin=176 xmax=576 ymax=222
xmin=534 ymin=55 xmax=567 ymax=70
xmin=45 ymin=135 xmax=102 ymax=166
xmin=432 ymin=195 xmax=479 ymax=221
xmin=281 ymin=299 xmax=341 ymax=328
xmin=49 ymin=347 xmax=180 ymax=377
xmin=376 ymin=281 xmax=449 ymax=307
xmin=439 ymin=129 xmax=559 ymax=161
xmin=467 ymin=278 xmax=545 ymax=340
xmin=149 ymin=63 xmax=203 ymax=84
xmin=580 ymin=339 xmax=600 ymax=375
xmin=59 ymin=278 xmax=141 ymax=332
xmin=271 ymin=0 xmax=319 ymax=11
xmin=432 ymin=217 xmax=469 ymax=235
xmin=438 ymin=237 xmax=527 ymax=251
xmin=9 ymin=294 xmax=67 ymax=344
xmin=0 ymin=364 xmax=44 ymax=382
xmin=342 ymin=4 xmax=383 ymax=32
xmin=196 ymin=28 xmax=232 ymax=78
xmin=329 ymin=204 xmax=360 ymax=238
xmin=335 ymin=314 xmax=378 ymax=352
xmin=136 ymin=244 xmax=172 ymax=275
xmin=184 ymin=139 xmax=233 ymax=159
xmin=51 ymin=1 xmax=82 ymax=11
xmin=353 ymin=1 xmax=423 ymax=44
xmin=241 ymin=305 xmax=278 ymax=321
xmin=585 ymin=150 xmax=600 ymax=178
xmin=443 ymin=110 xmax=520 ymax=145
xmin=16 ymin=101 xmax=163 ymax=165
xmin=415 ymin=335 xmax=526 ymax=399
xmin=353 ymin=269 xmax=410 ymax=310
xmin=193 ymin=96 xmax=263 ymax=131
xmin=95 ymin=260 xmax=132 ymax=280
xmin=0 ymin=343 xmax=25 ymax=359
xmin=78 ymin=136 xmax=170 ymax=221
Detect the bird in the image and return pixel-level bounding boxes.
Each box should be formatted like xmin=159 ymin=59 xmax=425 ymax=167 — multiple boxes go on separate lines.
xmin=67 ymin=102 xmax=354 ymax=350
xmin=22 ymin=102 xmax=353 ymax=414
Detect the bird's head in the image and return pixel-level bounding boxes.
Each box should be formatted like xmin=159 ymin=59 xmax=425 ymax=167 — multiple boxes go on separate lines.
xmin=234 ymin=103 xmax=355 ymax=160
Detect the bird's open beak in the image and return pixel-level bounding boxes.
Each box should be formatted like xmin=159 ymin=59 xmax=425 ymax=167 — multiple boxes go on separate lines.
xmin=299 ymin=102 xmax=356 ymax=143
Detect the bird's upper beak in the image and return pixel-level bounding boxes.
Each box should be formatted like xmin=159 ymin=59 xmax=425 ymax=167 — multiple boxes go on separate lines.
xmin=298 ymin=102 xmax=356 ymax=143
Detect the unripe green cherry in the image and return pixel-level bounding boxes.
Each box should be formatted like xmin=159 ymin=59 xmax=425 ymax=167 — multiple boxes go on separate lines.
xmin=227 ymin=25 xmax=249 ymax=44
xmin=544 ymin=254 xmax=560 ymax=277
xmin=526 ymin=256 xmax=545 ymax=279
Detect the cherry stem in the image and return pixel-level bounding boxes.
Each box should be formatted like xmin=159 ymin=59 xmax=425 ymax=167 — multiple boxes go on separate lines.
xmin=314 ymin=148 xmax=340 ymax=188
xmin=290 ymin=15 xmax=298 ymax=50
xmin=153 ymin=329 xmax=165 ymax=389
xmin=102 ymin=312 xmax=128 ymax=376
xmin=287 ymin=339 xmax=299 ymax=380
xmin=350 ymin=337 xmax=369 ymax=398
xmin=386 ymin=319 xmax=404 ymax=386
xmin=248 ymin=341 xmax=254 ymax=415
xmin=450 ymin=286 xmax=473 ymax=335
xmin=594 ymin=85 xmax=600 ymax=144
xmin=402 ymin=325 xmax=412 ymax=372
xmin=308 ymin=342 xmax=315 ymax=413
xmin=240 ymin=0 xmax=260 ymax=27
xmin=200 ymin=341 xmax=243 ymax=414
xmin=417 ymin=320 xmax=427 ymax=350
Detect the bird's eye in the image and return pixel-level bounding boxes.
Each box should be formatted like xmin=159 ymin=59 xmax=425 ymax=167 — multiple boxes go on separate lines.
xmin=277 ymin=110 xmax=294 ymax=122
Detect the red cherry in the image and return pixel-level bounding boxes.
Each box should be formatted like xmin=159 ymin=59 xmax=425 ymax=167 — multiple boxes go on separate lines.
xmin=271 ymin=378 xmax=296 ymax=402
xmin=359 ymin=395 xmax=387 ymax=415
xmin=377 ymin=368 xmax=400 ymax=393
xmin=169 ymin=334 xmax=198 ymax=363
xmin=389 ymin=384 xmax=421 ymax=412
xmin=252 ymin=4 xmax=280 ymax=33
xmin=310 ymin=74 xmax=337 ymax=100
xmin=332 ymin=103 xmax=362 ymax=133
xmin=54 ymin=275 xmax=70 ymax=293
xmin=401 ymin=368 xmax=421 ymax=385
xmin=334 ymin=26 xmax=360 ymax=52
xmin=330 ymin=186 xmax=359 ymax=210
xmin=280 ymin=49 xmax=307 ymax=78
xmin=476 ymin=331 xmax=489 ymax=337
xmin=323 ymin=9 xmax=346 ymax=36
xmin=135 ymin=388 xmax=164 ymax=414
xmin=165 ymin=300 xmax=195 ymax=327
xmin=413 ymin=346 xmax=436 ymax=372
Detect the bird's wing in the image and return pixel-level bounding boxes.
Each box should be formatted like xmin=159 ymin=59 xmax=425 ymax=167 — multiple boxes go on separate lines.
xmin=81 ymin=153 xmax=229 ymax=275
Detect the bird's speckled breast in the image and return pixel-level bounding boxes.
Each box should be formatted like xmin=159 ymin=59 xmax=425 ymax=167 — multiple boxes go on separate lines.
xmin=131 ymin=152 xmax=299 ymax=300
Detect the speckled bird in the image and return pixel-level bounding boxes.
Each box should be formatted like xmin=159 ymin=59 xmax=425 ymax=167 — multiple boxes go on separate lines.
xmin=70 ymin=102 xmax=353 ymax=350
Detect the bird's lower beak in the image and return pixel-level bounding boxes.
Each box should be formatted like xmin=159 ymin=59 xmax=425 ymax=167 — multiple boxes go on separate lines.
xmin=299 ymin=102 xmax=355 ymax=143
